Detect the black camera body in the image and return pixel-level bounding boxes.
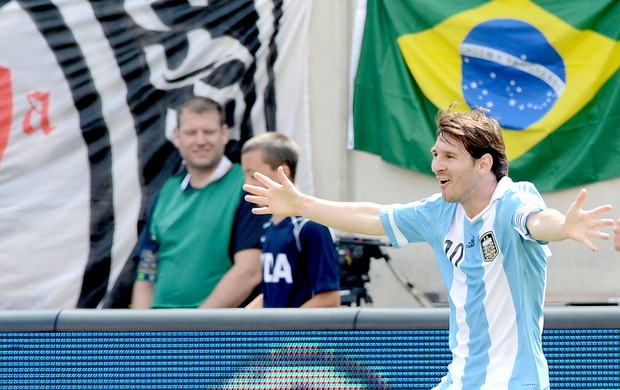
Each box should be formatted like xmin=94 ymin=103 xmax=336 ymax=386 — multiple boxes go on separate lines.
xmin=336 ymin=236 xmax=390 ymax=306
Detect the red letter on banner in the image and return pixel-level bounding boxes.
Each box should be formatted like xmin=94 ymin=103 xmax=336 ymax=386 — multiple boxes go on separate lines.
xmin=23 ymin=91 xmax=54 ymax=135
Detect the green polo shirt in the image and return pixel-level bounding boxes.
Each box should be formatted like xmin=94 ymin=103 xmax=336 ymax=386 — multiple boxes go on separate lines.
xmin=150 ymin=164 xmax=244 ymax=308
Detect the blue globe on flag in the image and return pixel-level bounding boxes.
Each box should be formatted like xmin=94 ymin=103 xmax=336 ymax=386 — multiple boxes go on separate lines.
xmin=460 ymin=19 xmax=566 ymax=130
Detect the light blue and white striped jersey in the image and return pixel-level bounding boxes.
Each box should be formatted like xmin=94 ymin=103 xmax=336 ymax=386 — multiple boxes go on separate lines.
xmin=380 ymin=177 xmax=551 ymax=390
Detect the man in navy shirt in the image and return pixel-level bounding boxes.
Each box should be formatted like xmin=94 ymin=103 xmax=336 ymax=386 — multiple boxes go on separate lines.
xmin=241 ymin=132 xmax=341 ymax=308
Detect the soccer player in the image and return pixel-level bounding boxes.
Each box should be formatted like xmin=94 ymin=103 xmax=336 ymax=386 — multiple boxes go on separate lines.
xmin=242 ymin=105 xmax=613 ymax=388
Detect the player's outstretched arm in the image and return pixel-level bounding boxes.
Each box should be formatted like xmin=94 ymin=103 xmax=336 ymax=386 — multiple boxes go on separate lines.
xmin=528 ymin=189 xmax=613 ymax=252
xmin=243 ymin=166 xmax=386 ymax=236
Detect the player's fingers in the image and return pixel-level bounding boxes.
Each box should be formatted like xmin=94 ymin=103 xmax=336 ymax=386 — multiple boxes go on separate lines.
xmin=244 ymin=194 xmax=268 ymax=206
xmin=587 ymin=205 xmax=613 ymax=218
xmin=250 ymin=206 xmax=272 ymax=215
xmin=243 ymin=184 xmax=268 ymax=196
xmin=254 ymin=171 xmax=281 ymax=188
xmin=572 ymin=189 xmax=588 ymax=210
xmin=583 ymin=239 xmax=597 ymax=252
xmin=591 ymin=218 xmax=614 ymax=229
xmin=589 ymin=231 xmax=610 ymax=241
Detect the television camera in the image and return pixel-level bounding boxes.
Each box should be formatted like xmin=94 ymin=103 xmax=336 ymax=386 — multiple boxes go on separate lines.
xmin=336 ymin=236 xmax=390 ymax=306
xmin=336 ymin=236 xmax=433 ymax=307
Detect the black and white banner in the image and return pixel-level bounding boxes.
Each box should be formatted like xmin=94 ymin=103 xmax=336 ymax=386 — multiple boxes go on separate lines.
xmin=0 ymin=0 xmax=312 ymax=308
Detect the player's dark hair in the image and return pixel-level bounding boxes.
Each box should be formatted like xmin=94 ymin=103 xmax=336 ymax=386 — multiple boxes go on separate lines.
xmin=436 ymin=103 xmax=509 ymax=180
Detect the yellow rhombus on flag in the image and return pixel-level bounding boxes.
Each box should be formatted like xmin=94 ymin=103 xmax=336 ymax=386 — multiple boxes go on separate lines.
xmin=397 ymin=0 xmax=620 ymax=160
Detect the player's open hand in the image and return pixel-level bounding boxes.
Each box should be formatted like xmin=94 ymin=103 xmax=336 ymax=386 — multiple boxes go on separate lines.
xmin=243 ymin=166 xmax=300 ymax=217
xmin=564 ymin=189 xmax=613 ymax=251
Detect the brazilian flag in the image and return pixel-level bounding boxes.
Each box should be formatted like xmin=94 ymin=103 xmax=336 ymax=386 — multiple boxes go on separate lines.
xmin=351 ymin=0 xmax=620 ymax=192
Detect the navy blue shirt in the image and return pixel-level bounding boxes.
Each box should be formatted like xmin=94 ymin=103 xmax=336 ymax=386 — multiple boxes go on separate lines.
xmin=260 ymin=216 xmax=340 ymax=308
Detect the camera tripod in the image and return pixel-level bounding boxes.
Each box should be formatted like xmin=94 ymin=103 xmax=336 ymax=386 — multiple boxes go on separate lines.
xmin=336 ymin=236 xmax=432 ymax=307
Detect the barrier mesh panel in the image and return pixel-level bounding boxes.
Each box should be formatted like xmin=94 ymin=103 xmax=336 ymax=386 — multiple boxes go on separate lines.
xmin=0 ymin=329 xmax=618 ymax=389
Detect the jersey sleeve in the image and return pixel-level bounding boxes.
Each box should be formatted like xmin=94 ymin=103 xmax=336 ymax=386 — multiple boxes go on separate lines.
xmin=380 ymin=193 xmax=446 ymax=248
xmin=511 ymin=182 xmax=547 ymax=242
xmin=301 ymin=222 xmax=341 ymax=294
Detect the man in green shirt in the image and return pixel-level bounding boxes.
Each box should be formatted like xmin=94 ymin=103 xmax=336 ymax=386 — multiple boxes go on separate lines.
xmin=131 ymin=96 xmax=267 ymax=308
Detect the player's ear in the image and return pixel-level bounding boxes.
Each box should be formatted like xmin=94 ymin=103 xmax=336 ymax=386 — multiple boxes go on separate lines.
xmin=478 ymin=153 xmax=493 ymax=173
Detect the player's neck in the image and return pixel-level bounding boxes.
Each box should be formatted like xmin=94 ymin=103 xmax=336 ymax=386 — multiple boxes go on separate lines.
xmin=461 ymin=177 xmax=498 ymax=218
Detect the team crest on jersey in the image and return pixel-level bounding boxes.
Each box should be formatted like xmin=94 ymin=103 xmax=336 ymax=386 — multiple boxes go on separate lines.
xmin=481 ymin=231 xmax=498 ymax=262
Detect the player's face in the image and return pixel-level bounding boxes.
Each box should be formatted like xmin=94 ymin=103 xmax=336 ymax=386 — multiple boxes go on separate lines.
xmin=174 ymin=110 xmax=228 ymax=174
xmin=431 ymin=134 xmax=479 ymax=205
xmin=241 ymin=149 xmax=279 ymax=187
